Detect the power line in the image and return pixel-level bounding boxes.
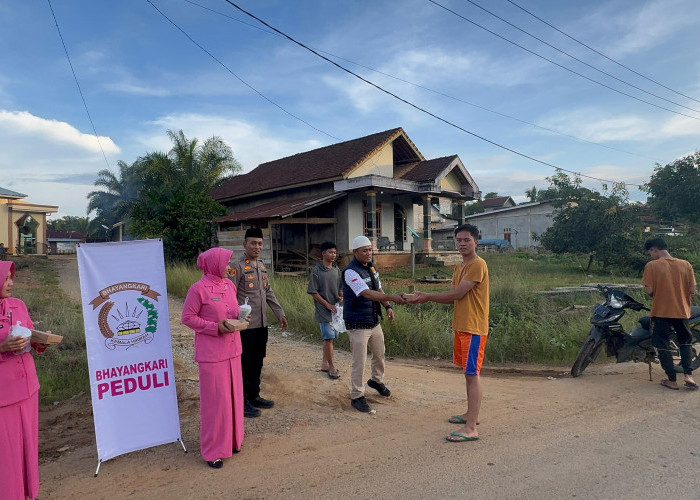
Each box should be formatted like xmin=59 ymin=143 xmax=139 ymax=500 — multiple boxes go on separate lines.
xmin=461 ymin=0 xmax=700 ymax=114
xmin=221 ymin=0 xmax=644 ymax=188
xmin=505 ymin=0 xmax=700 ymax=105
xmin=426 ymin=0 xmax=700 ymax=122
xmin=46 ymin=0 xmax=111 ymax=169
xmin=146 ymin=0 xmax=342 ymax=142
xmin=182 ymin=0 xmax=660 ymax=163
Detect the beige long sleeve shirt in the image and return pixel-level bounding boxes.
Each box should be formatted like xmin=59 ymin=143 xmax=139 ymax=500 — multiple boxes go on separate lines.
xmin=230 ymin=255 xmax=285 ymax=329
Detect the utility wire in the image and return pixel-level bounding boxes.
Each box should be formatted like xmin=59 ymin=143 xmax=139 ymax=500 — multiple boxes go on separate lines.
xmin=427 ymin=0 xmax=700 ymax=122
xmin=461 ymin=0 xmax=700 ymax=114
xmin=183 ymin=0 xmax=659 ymax=163
xmin=146 ymin=0 xmax=342 ymax=142
xmin=46 ymin=0 xmax=111 ymax=169
xmin=221 ymin=0 xmax=643 ymax=188
xmin=506 ymin=0 xmax=700 ymax=105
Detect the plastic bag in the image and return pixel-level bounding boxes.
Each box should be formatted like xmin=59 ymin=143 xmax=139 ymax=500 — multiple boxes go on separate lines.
xmin=330 ymin=303 xmax=346 ymax=333
xmin=10 ymin=321 xmax=32 ymax=355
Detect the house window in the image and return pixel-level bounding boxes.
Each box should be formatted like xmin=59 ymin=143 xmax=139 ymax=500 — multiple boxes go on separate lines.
xmin=363 ymin=201 xmax=382 ymax=237
xmin=503 ymin=227 xmax=511 ymax=243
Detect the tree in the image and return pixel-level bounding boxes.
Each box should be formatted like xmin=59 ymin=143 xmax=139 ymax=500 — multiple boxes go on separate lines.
xmin=539 ymin=172 xmax=645 ymax=271
xmin=643 ymin=151 xmax=700 ymax=224
xmin=87 ymin=160 xmax=144 ymax=236
xmin=128 ymin=130 xmax=241 ymax=262
xmin=525 ymin=185 xmax=538 ymax=202
xmin=47 ymin=216 xmax=91 ymax=233
xmin=484 ymin=192 xmax=499 ymax=199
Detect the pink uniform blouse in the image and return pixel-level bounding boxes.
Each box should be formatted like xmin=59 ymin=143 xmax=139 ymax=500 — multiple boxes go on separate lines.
xmin=0 ymin=297 xmax=39 ymax=407
xmin=181 ymin=276 xmax=242 ymax=363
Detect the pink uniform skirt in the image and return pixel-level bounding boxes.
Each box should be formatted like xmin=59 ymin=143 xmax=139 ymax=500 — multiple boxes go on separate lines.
xmin=0 ymin=391 xmax=40 ymax=500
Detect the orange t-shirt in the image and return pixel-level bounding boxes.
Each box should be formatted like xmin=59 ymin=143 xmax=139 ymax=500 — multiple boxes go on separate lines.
xmin=451 ymin=256 xmax=489 ymax=335
xmin=642 ymin=257 xmax=696 ymax=318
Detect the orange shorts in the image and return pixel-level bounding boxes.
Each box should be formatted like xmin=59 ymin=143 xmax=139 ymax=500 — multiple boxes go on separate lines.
xmin=453 ymin=331 xmax=487 ymax=375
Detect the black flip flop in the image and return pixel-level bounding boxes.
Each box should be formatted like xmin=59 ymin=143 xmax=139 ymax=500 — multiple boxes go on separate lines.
xmin=684 ymin=381 xmax=700 ymax=390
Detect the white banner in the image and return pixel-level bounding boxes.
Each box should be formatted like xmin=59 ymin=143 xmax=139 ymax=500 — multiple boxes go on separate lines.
xmin=77 ymin=239 xmax=181 ymax=462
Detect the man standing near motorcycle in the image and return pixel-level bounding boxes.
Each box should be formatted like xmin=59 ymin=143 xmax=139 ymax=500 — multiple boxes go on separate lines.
xmin=406 ymin=223 xmax=489 ymax=442
xmin=642 ymin=237 xmax=699 ymax=390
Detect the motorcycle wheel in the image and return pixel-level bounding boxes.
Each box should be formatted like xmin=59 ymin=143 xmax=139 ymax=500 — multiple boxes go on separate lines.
xmin=673 ymin=330 xmax=700 ymax=372
xmin=571 ymin=338 xmax=604 ymax=377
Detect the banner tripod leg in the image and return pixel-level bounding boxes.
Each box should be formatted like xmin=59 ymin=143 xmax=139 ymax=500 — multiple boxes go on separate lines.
xmin=178 ymin=438 xmax=188 ymax=453
xmin=94 ymin=459 xmax=103 ymax=477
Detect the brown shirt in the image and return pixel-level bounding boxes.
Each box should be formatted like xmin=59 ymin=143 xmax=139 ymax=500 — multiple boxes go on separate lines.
xmin=230 ymin=255 xmax=285 ymax=329
xmin=642 ymin=257 xmax=696 ymax=318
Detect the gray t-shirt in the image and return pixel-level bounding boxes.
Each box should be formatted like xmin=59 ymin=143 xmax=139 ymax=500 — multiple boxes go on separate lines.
xmin=307 ymin=262 xmax=342 ymax=323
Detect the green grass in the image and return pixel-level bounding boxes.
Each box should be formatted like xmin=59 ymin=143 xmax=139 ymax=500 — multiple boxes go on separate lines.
xmin=12 ymin=250 xmax=664 ymax=404
xmin=11 ymin=258 xmax=89 ymax=404
xmin=162 ymin=252 xmax=655 ymax=365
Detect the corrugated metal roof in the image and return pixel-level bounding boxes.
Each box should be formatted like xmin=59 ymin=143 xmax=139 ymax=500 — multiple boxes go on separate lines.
xmin=0 ymin=187 xmax=27 ymax=198
xmin=215 ymin=193 xmax=344 ymax=223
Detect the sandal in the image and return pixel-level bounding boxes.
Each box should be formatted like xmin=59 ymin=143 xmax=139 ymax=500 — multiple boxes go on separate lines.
xmin=328 ymin=369 xmax=340 ymax=379
xmin=684 ymin=380 xmax=700 ymax=390
xmin=660 ymin=379 xmax=680 ymax=390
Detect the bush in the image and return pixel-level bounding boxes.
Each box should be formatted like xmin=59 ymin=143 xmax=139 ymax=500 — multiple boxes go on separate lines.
xmin=15 ymin=259 xmax=89 ymax=404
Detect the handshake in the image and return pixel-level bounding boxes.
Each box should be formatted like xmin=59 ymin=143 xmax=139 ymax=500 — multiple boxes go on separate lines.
xmin=400 ymin=291 xmax=429 ymax=304
xmin=386 ymin=290 xmax=429 ymax=305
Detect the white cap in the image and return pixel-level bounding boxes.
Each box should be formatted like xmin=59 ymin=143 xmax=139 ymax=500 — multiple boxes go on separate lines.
xmin=352 ymin=235 xmax=372 ymax=250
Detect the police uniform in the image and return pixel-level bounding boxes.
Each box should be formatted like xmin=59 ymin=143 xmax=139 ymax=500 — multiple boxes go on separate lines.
xmin=230 ymin=254 xmax=285 ymax=402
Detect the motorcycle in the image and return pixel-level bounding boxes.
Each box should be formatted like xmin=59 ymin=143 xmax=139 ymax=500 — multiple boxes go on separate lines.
xmin=571 ymin=285 xmax=700 ymax=378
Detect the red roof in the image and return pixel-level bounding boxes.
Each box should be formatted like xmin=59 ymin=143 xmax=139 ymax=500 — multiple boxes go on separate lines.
xmin=482 ymin=196 xmax=513 ymax=208
xmin=212 ymin=128 xmax=410 ymax=201
xmin=396 ymin=156 xmax=457 ymax=182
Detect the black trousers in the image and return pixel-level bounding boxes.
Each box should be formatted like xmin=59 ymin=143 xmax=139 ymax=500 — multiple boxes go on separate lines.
xmin=241 ymin=326 xmax=269 ymax=400
xmin=651 ymin=317 xmax=694 ymax=381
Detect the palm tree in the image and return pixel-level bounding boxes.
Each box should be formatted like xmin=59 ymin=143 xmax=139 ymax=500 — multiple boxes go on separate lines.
xmin=86 ymin=160 xmax=143 ymax=235
xmin=525 ymin=185 xmax=539 ymax=202
xmin=164 ymin=130 xmax=241 ymax=191
xmin=129 ymin=130 xmax=242 ymax=261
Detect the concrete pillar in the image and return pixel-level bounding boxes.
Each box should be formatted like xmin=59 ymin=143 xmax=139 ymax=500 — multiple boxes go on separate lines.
xmin=456 ymin=199 xmax=465 ymax=226
xmin=366 ymin=190 xmax=378 ymax=250
xmin=422 ymin=195 xmax=432 ymax=252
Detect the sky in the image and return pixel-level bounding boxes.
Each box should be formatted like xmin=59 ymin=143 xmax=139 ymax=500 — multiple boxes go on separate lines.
xmin=1 ymin=0 xmax=699 ymax=218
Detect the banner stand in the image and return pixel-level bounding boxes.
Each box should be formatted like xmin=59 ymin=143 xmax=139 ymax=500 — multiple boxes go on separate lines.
xmin=93 ymin=438 xmax=187 ymax=477
xmin=78 ymin=240 xmax=184 ymax=477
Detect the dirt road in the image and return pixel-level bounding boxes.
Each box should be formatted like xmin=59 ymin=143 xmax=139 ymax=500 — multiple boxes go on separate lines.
xmin=39 ymin=257 xmax=700 ymax=499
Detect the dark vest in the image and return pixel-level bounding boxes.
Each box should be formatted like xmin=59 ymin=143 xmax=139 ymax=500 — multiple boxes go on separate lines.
xmin=343 ymin=257 xmax=382 ymax=328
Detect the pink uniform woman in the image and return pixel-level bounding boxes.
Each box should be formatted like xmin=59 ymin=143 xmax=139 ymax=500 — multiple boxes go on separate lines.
xmin=181 ymin=248 xmax=245 ymax=469
xmin=0 ymin=261 xmax=46 ymax=499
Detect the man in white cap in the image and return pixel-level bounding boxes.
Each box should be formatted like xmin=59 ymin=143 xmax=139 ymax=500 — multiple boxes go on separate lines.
xmin=343 ymin=235 xmax=406 ymax=412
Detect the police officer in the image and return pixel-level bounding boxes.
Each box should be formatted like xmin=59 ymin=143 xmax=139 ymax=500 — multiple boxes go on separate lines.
xmin=229 ymin=228 xmax=287 ymax=418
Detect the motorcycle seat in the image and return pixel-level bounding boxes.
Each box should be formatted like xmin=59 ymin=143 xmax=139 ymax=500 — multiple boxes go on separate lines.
xmin=638 ymin=306 xmax=700 ymax=331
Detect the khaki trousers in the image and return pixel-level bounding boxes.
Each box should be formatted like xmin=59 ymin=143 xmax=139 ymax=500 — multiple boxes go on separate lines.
xmin=348 ymin=324 xmax=386 ymax=399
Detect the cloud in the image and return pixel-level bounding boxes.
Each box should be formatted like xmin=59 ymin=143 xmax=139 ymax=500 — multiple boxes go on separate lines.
xmin=321 ymin=45 xmax=546 ymax=115
xmin=536 ymin=108 xmax=700 ymax=143
xmin=141 ymin=113 xmax=324 ymax=171
xmin=0 ymin=110 xmax=120 ymax=154
xmin=104 ymin=82 xmax=172 ymax=97
xmin=608 ymin=0 xmax=698 ymax=56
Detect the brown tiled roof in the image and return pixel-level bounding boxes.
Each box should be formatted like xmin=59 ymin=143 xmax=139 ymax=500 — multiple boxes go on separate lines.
xmin=212 ymin=128 xmax=405 ymax=201
xmin=482 ymin=196 xmax=512 ymax=208
xmin=214 ymin=193 xmax=343 ymax=223
xmin=397 ymin=156 xmax=456 ymax=182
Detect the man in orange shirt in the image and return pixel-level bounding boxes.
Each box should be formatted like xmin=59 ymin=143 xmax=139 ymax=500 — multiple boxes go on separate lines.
xmin=407 ymin=224 xmax=489 ymax=442
xmin=642 ymin=238 xmax=698 ymax=390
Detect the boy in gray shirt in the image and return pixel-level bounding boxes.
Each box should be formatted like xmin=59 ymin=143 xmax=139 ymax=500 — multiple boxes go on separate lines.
xmin=307 ymin=241 xmax=343 ymax=379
